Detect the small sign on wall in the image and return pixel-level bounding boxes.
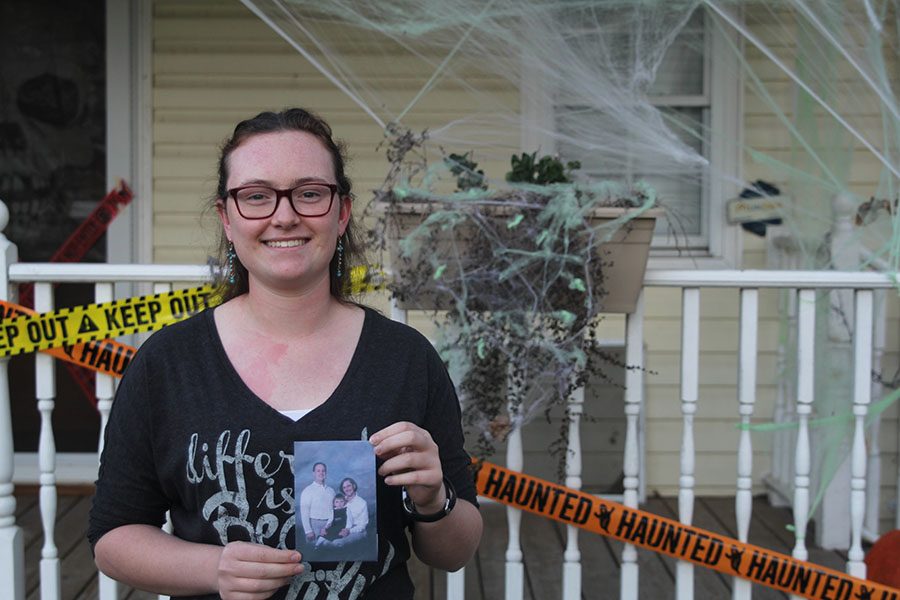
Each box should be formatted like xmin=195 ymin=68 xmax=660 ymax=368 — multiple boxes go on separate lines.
xmin=726 ymin=195 xmax=788 ymax=225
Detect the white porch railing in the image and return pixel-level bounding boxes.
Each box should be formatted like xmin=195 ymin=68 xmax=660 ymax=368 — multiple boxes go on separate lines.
xmin=1 ymin=258 xmax=898 ymax=596
xmin=0 ymin=262 xmax=212 ymax=600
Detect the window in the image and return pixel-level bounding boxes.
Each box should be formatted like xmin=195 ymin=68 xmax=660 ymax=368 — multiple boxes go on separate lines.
xmin=525 ymin=7 xmax=741 ymax=265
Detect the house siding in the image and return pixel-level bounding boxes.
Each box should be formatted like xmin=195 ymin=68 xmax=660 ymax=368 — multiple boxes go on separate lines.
xmin=151 ymin=1 xmax=898 ymax=532
xmin=740 ymin=3 xmax=899 ymax=535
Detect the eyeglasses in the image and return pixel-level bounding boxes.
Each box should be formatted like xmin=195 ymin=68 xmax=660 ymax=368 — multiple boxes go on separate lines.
xmin=226 ymin=183 xmax=338 ymax=219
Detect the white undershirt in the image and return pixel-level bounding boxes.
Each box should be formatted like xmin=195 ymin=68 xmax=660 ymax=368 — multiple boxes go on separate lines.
xmin=279 ymin=408 xmax=313 ymax=422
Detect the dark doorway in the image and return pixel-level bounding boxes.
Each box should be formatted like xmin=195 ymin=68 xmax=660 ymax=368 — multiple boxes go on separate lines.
xmin=0 ymin=0 xmax=107 ymax=452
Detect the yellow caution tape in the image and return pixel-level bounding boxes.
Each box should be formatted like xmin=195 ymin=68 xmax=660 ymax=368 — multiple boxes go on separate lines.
xmin=347 ymin=265 xmax=388 ymax=294
xmin=0 ymin=286 xmax=219 ymax=358
xmin=0 ymin=301 xmax=137 ymax=377
xmin=0 ymin=265 xmax=387 ymax=360
xmin=474 ymin=460 xmax=900 ymax=600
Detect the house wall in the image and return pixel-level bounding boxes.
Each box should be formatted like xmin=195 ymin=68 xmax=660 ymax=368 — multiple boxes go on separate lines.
xmin=151 ymin=1 xmax=899 ymax=531
xmin=739 ymin=3 xmax=899 ymax=535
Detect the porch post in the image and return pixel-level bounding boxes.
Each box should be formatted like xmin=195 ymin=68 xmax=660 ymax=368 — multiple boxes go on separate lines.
xmin=0 ymin=199 xmax=25 ymax=600
xmin=815 ymin=193 xmax=858 ymax=550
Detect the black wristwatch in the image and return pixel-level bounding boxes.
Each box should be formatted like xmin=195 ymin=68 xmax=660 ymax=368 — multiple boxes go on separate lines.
xmin=402 ymin=477 xmax=457 ymax=523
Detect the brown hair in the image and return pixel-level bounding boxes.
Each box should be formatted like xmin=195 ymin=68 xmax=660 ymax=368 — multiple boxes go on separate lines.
xmin=211 ymin=108 xmax=363 ymax=302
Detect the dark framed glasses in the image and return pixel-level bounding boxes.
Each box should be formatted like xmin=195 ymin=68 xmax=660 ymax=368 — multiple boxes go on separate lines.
xmin=227 ymin=183 xmax=338 ymax=219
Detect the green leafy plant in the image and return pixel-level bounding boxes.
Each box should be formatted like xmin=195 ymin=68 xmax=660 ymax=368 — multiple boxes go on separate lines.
xmin=371 ymin=128 xmax=659 ymax=482
xmin=506 ymin=152 xmax=582 ymax=185
xmin=445 ymin=152 xmax=487 ymax=192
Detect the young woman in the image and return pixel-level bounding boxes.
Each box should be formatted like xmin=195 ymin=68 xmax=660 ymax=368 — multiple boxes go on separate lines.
xmin=88 ymin=108 xmax=482 ymax=600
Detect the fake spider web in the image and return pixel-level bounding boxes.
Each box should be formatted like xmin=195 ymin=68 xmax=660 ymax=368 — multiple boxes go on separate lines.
xmin=242 ymin=0 xmax=900 ymax=516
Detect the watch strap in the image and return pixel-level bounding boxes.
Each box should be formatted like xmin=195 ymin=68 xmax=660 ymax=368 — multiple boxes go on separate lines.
xmin=402 ymin=476 xmax=457 ymax=523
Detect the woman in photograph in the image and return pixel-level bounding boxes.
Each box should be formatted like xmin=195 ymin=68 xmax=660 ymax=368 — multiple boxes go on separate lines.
xmin=337 ymin=477 xmax=369 ymax=543
xmin=88 ymin=108 xmax=483 ymax=600
xmin=316 ymin=476 xmax=369 ymax=549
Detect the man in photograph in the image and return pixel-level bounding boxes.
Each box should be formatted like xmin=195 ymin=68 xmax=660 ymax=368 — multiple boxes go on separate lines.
xmin=299 ymin=462 xmax=336 ymax=542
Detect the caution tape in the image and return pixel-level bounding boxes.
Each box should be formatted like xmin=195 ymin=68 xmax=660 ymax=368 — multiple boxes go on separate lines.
xmin=0 ymin=265 xmax=385 ymax=362
xmin=20 ymin=180 xmax=133 ymax=401
xmin=19 ymin=181 xmax=133 ymax=309
xmin=0 ymin=286 xmax=219 ymax=358
xmin=49 ymin=180 xmax=133 ymax=262
xmin=346 ymin=265 xmax=387 ymax=295
xmin=0 ymin=302 xmax=136 ymax=377
xmin=474 ymin=460 xmax=900 ymax=600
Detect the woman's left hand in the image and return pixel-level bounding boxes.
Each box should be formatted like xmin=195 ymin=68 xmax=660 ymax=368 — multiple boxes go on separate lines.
xmin=370 ymin=422 xmax=445 ymax=512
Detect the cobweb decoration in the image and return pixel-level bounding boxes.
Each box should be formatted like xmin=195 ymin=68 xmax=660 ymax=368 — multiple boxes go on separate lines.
xmin=243 ymin=0 xmax=900 ymax=502
xmin=242 ymin=0 xmax=900 ymax=259
xmin=368 ymin=127 xmax=655 ymax=456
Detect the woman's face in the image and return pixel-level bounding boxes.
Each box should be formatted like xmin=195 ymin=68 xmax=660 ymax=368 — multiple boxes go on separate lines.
xmin=342 ymin=480 xmax=355 ymax=497
xmin=217 ymin=130 xmax=351 ymax=295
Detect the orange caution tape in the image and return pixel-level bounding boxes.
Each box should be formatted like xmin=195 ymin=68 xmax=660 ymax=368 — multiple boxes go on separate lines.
xmin=474 ymin=460 xmax=900 ymax=600
xmin=18 ymin=181 xmax=133 ymax=309
xmin=0 ymin=301 xmax=135 ymax=378
xmin=16 ymin=180 xmax=134 ymax=403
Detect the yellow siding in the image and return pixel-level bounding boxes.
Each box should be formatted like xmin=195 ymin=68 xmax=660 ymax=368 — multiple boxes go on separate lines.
xmin=151 ymin=1 xmax=899 ymax=506
xmin=735 ymin=5 xmax=900 ymax=512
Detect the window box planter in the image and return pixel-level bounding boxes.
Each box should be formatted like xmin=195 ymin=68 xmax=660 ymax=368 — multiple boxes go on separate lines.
xmin=375 ymin=197 xmax=660 ymax=314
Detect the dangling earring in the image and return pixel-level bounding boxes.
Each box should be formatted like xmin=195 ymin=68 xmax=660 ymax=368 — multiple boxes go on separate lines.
xmin=226 ymin=241 xmax=236 ymax=285
xmin=335 ymin=236 xmax=344 ymax=278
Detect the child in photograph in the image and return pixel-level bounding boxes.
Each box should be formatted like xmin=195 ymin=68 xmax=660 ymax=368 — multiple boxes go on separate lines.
xmin=316 ymin=494 xmax=348 ymax=547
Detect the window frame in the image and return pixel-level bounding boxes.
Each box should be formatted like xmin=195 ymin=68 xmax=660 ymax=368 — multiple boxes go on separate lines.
xmin=520 ymin=7 xmax=743 ymax=268
xmin=107 ymin=0 xmax=154 ymax=267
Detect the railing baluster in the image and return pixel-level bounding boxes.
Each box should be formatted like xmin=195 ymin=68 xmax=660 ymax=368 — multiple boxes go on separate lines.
xmin=35 ymin=283 xmax=60 ymax=600
xmin=152 ymin=281 xmax=172 ymax=295
xmin=505 ymin=390 xmax=524 ymax=600
xmin=677 ymin=288 xmax=700 ymax=600
xmin=621 ymin=291 xmax=644 ymax=600
xmin=447 ymin=567 xmax=465 ymax=600
xmin=94 ymin=283 xmax=119 ymax=600
xmin=0 ymin=199 xmax=24 ymax=600
xmin=734 ymin=288 xmax=758 ymax=600
xmin=785 ymin=288 xmax=799 ymax=501
xmin=563 ymin=386 xmax=583 ymax=600
xmin=864 ymin=289 xmax=885 ymax=540
xmin=847 ymin=290 xmax=873 ymax=577
xmin=770 ymin=290 xmax=787 ymax=491
xmin=790 ymin=289 xmax=816 ymax=600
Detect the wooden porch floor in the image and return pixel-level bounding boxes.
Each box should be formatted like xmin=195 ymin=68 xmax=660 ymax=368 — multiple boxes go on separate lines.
xmin=15 ymin=489 xmax=849 ymax=600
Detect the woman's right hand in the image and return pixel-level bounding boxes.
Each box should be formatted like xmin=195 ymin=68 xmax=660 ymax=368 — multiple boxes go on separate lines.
xmin=216 ymin=541 xmax=303 ymax=599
